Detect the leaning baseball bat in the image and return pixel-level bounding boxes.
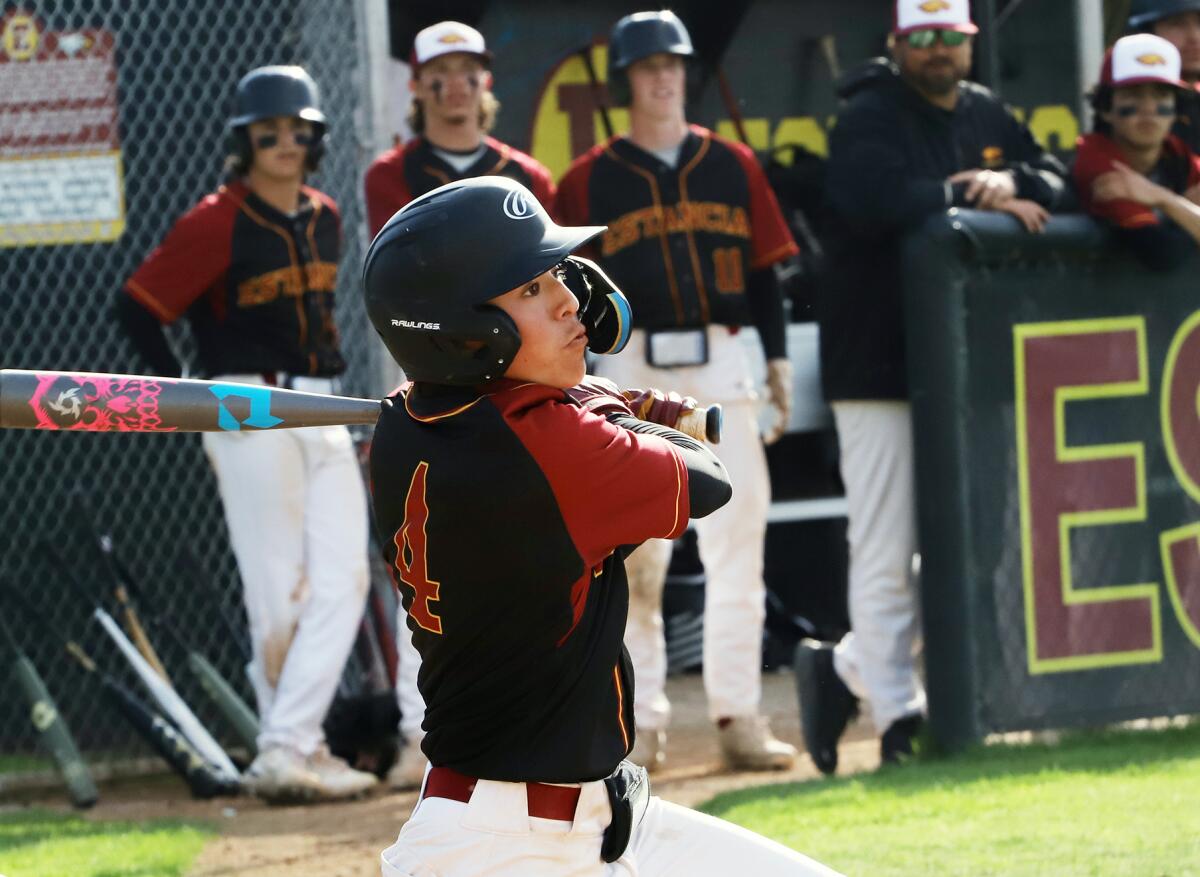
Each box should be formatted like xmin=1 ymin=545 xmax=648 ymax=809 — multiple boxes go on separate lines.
xmin=0 ymin=607 xmax=98 ymax=808
xmin=69 ymin=496 xmax=173 ymax=684
xmin=97 ymin=543 xmax=261 ymax=757
xmin=1 ymin=586 xmax=237 ymax=798
xmin=0 ymin=369 xmax=722 ymax=443
xmin=47 ymin=552 xmax=241 ymax=782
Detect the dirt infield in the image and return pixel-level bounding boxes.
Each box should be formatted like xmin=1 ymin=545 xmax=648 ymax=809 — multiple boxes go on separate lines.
xmin=18 ymin=671 xmax=878 ymax=877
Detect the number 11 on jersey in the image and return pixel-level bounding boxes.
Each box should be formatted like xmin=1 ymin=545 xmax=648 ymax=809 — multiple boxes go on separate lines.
xmin=394 ymin=461 xmax=443 ymax=634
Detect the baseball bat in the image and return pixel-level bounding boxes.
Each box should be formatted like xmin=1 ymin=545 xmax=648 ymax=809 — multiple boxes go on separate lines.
xmin=46 ymin=550 xmax=241 ymax=782
xmin=0 ymin=607 xmax=99 ymax=808
xmin=0 ymin=369 xmax=722 ymax=443
xmin=98 ymin=543 xmax=261 ymax=757
xmin=69 ymin=495 xmax=173 ymax=683
xmin=0 ymin=586 xmax=237 ymax=798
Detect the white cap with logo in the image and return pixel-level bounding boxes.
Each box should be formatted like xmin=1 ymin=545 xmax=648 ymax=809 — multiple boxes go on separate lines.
xmin=1101 ymin=33 xmax=1187 ymax=89
xmin=893 ymin=0 xmax=979 ymax=36
xmin=410 ymin=21 xmax=491 ymax=68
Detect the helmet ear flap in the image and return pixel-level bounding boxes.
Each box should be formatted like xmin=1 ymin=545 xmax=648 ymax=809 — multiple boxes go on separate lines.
xmin=305 ymin=124 xmax=327 ymax=173
xmin=226 ymin=127 xmax=253 ymax=173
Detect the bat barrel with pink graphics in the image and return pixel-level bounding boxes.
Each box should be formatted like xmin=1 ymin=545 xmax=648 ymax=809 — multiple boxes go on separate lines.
xmin=0 ymin=370 xmax=383 ymax=433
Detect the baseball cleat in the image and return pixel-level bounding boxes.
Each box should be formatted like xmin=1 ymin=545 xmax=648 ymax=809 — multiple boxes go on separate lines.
xmin=881 ymin=714 xmax=924 ymax=766
xmin=716 ymin=715 xmax=797 ymax=771
xmin=387 ymin=739 xmax=429 ymax=791
xmin=245 ymin=744 xmax=378 ymax=803
xmin=794 ymin=639 xmax=859 ymax=776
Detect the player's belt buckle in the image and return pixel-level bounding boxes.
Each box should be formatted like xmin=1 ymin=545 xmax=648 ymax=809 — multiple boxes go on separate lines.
xmin=645 ymin=328 xmax=708 ymax=368
xmin=600 ymin=760 xmax=649 ymax=863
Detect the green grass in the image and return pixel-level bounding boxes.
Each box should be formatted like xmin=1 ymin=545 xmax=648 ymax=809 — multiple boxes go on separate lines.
xmin=0 ymin=754 xmax=53 ymax=775
xmin=0 ymin=810 xmax=212 ymax=877
xmin=700 ymin=723 xmax=1200 ymax=877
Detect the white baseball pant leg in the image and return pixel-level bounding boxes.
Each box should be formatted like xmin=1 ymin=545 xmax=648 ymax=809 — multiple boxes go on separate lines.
xmin=596 ymin=329 xmax=771 ymax=723
xmin=395 ymin=603 xmax=428 ymax=741
xmin=380 ymin=775 xmax=843 ymax=877
xmin=203 ymin=391 xmax=370 ymax=755
xmin=829 ymin=400 xmax=926 ymax=733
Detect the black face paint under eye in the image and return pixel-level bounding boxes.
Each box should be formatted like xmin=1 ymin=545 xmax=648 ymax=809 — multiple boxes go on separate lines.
xmin=294 ymin=131 xmax=314 ymax=146
xmin=1114 ymin=103 xmax=1175 ymax=118
xmin=254 ymin=134 xmax=278 ymax=149
xmin=430 ymin=77 xmax=444 ymax=104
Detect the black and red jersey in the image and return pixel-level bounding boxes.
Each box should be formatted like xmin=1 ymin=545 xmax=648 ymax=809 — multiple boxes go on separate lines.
xmin=124 ymin=180 xmax=344 ymax=378
xmin=365 ymin=135 xmax=556 ymax=237
xmin=554 ymin=125 xmax=798 ymax=331
xmin=369 ymin=379 xmax=690 ymax=783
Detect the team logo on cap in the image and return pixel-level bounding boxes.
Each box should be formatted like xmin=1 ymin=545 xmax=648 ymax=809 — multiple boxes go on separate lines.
xmin=438 ymin=32 xmax=468 ymax=44
xmin=1136 ymin=53 xmax=1167 ymax=66
xmin=502 ymin=189 xmax=536 ymax=221
xmin=918 ymin=0 xmax=951 ymax=12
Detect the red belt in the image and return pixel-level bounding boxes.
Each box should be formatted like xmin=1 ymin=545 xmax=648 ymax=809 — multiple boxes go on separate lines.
xmin=422 ymin=766 xmax=581 ymax=822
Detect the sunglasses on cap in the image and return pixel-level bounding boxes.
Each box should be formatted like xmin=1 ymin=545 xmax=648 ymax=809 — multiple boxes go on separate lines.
xmin=906 ymin=29 xmax=970 ymax=49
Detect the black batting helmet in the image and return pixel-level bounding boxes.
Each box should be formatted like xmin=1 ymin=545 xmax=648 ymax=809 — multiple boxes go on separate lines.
xmin=606 ymin=10 xmax=695 ymax=107
xmin=1128 ymin=0 xmax=1200 ymax=29
xmin=228 ymin=66 xmax=327 ymax=173
xmin=363 ymin=177 xmax=607 ymax=386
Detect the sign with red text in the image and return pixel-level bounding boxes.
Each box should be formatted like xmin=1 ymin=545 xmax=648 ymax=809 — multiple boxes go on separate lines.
xmin=0 ymin=11 xmax=125 ymax=247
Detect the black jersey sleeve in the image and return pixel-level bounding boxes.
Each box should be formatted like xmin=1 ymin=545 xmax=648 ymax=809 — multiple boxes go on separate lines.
xmin=745 ymin=267 xmax=787 ymax=360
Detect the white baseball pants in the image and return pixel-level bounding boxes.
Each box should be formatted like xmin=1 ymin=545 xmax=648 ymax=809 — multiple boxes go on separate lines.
xmin=595 ymin=328 xmax=772 ymax=726
xmin=395 ymin=604 xmax=427 ymax=741
xmin=828 ymin=400 xmax=926 ymax=732
xmin=380 ymin=774 xmax=843 ymax=876
xmin=202 ymin=375 xmax=370 ymax=755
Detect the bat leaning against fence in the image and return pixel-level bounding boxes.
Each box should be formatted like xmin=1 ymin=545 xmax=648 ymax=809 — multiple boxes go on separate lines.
xmin=0 ymin=368 xmax=723 ymax=443
xmin=0 ymin=597 xmax=98 ymax=808
xmin=0 ymin=584 xmax=238 ymax=799
xmin=42 ymin=544 xmax=242 ymax=784
xmin=78 ymin=524 xmax=262 ymax=759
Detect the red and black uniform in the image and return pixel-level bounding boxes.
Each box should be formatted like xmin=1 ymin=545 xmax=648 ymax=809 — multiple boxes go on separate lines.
xmin=368 ymin=380 xmax=729 ymax=783
xmin=554 ymin=125 xmax=798 ymax=357
xmin=365 ymin=136 xmax=556 ymax=237
xmin=120 ymin=180 xmax=345 ymax=379
xmin=1074 ymin=131 xmax=1200 ymax=269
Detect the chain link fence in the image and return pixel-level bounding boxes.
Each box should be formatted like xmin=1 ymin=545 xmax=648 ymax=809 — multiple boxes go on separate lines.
xmin=0 ymin=0 xmax=386 ymax=774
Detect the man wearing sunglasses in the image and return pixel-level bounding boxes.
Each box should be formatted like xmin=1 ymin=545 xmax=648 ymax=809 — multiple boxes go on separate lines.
xmin=1127 ymin=0 xmax=1200 ymax=151
xmin=1075 ymin=33 xmax=1200 ymax=269
xmin=798 ymin=0 xmax=1067 ymax=776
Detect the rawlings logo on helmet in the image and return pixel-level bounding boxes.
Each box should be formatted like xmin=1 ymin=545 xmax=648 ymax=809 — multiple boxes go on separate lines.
xmin=392 ymin=319 xmax=441 ymax=330
xmin=502 ymin=189 xmax=536 ymax=221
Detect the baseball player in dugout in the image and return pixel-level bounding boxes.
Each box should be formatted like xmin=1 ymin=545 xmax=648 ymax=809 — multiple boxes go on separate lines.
xmin=364 ymin=19 xmax=556 ymax=239
xmin=554 ymin=10 xmax=800 ymax=774
xmin=365 ymin=175 xmax=841 ymax=877
xmin=1075 ymin=33 xmax=1200 ymax=268
xmin=798 ymin=0 xmax=1067 ymax=775
xmin=1127 ymin=0 xmax=1200 ymax=151
xmin=115 ymin=66 xmax=378 ymax=802
xmin=365 ymin=19 xmax=556 ymax=793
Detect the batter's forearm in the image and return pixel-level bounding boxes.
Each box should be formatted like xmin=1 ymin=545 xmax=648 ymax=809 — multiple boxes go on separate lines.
xmin=607 ymin=414 xmax=732 ymax=518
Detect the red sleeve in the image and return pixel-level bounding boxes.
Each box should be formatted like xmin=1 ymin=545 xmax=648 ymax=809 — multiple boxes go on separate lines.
xmin=529 ymin=160 xmax=557 ymax=210
xmin=502 ymin=395 xmax=689 ymax=566
xmin=1073 ymin=134 xmax=1159 ymax=229
xmin=365 ymin=148 xmax=414 ymax=238
xmin=124 ymin=194 xmax=234 ymax=323
xmin=1189 ymin=152 xmax=1200 ymax=189
xmin=553 ymin=157 xmax=592 ymax=227
xmin=727 ymin=138 xmax=800 ymax=270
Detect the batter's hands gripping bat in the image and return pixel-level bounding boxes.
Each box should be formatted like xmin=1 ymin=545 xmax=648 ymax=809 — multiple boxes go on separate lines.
xmin=1 ymin=585 xmax=238 ymax=799
xmin=566 ymin=376 xmax=724 ymax=443
xmin=46 ymin=550 xmax=242 ymax=784
xmin=0 ymin=369 xmax=722 ymax=443
xmin=0 ymin=601 xmax=99 ymax=808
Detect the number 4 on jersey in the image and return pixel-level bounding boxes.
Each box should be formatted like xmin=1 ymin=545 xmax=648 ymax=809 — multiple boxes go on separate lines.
xmin=394 ymin=461 xmax=443 ymax=634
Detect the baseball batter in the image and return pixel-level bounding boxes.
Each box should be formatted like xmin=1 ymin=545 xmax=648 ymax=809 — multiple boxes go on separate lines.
xmin=554 ymin=11 xmax=798 ymax=772
xmin=116 ymin=66 xmax=376 ymax=802
xmin=364 ymin=20 xmax=558 ymax=790
xmin=364 ymin=175 xmax=840 ymax=877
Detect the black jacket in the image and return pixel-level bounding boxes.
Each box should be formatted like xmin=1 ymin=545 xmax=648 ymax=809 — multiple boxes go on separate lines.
xmin=1173 ymin=87 xmax=1200 ymax=154
xmin=818 ymin=60 xmax=1067 ymax=401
